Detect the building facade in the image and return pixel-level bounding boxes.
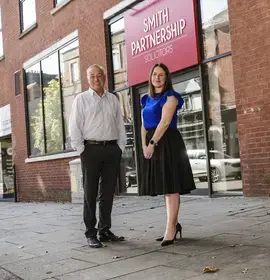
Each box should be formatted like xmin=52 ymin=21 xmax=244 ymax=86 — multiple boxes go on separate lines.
xmin=0 ymin=0 xmax=269 ymax=201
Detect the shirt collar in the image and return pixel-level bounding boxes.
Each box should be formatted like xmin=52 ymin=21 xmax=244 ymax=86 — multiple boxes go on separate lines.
xmin=89 ymin=88 xmax=107 ymax=98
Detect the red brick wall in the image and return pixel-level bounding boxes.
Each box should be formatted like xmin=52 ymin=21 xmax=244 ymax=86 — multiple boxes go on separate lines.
xmin=229 ymin=0 xmax=270 ymax=196
xmin=0 ymin=0 xmax=119 ymax=201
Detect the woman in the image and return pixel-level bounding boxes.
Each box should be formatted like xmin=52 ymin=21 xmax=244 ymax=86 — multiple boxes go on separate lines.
xmin=141 ymin=63 xmax=196 ymax=246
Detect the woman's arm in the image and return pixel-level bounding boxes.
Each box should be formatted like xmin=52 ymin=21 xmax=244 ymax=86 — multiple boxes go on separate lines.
xmin=151 ymin=96 xmax=178 ymax=143
xmin=141 ymin=120 xmax=147 ymax=148
xmin=144 ymin=96 xmax=177 ymax=159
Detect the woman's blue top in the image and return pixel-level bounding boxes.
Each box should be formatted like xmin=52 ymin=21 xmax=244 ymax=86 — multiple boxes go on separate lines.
xmin=141 ymin=90 xmax=184 ymax=129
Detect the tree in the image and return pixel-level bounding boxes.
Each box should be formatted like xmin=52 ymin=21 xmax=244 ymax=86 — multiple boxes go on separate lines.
xmin=31 ymin=79 xmax=63 ymax=154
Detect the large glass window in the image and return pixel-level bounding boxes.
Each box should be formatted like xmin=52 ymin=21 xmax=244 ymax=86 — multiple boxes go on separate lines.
xmin=200 ymin=0 xmax=241 ymax=194
xmin=200 ymin=0 xmax=231 ymax=59
xmin=20 ymin=0 xmax=36 ymax=32
xmin=0 ymin=8 xmax=3 ymax=57
xmin=26 ymin=63 xmax=45 ymax=156
xmin=110 ymin=18 xmax=128 ymax=90
xmin=205 ymin=56 xmax=242 ymax=192
xmin=59 ymin=40 xmax=81 ymax=150
xmin=110 ymin=19 xmax=137 ymax=194
xmin=25 ymin=39 xmax=81 ymax=156
xmin=41 ymin=53 xmax=63 ymax=154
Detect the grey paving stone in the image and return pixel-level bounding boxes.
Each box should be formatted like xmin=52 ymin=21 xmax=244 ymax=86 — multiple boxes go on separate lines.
xmin=108 ymin=265 xmax=198 ymax=280
xmin=184 ymin=251 xmax=270 ymax=280
xmin=73 ymin=240 xmax=160 ymax=264
xmin=0 ymin=268 xmax=22 ymax=280
xmin=0 ymin=250 xmax=35 ymax=266
xmin=37 ymin=229 xmax=83 ymax=244
xmin=2 ymin=251 xmax=96 ymax=280
xmin=22 ymin=240 xmax=81 ymax=257
xmin=167 ymin=245 xmax=268 ymax=274
xmin=55 ymin=252 xmax=187 ymax=280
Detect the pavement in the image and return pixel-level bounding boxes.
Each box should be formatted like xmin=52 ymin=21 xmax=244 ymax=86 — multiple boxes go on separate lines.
xmin=0 ymin=195 xmax=270 ymax=280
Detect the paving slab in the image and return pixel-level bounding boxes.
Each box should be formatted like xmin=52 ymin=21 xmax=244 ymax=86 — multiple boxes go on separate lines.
xmin=2 ymin=250 xmax=96 ymax=280
xmin=54 ymin=252 xmax=187 ymax=280
xmin=0 ymin=268 xmax=22 ymax=280
xmin=108 ymin=265 xmax=198 ymax=280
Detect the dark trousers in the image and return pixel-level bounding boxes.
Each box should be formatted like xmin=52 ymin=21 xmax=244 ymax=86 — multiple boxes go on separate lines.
xmin=80 ymin=143 xmax=122 ymax=238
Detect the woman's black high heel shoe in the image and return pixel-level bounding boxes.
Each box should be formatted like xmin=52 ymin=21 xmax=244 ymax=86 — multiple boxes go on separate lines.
xmin=156 ymin=223 xmax=182 ymax=242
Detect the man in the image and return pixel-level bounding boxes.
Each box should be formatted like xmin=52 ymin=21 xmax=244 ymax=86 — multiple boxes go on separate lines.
xmin=69 ymin=64 xmax=126 ymax=248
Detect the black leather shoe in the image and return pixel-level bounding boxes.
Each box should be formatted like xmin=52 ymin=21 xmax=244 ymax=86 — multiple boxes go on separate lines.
xmin=99 ymin=230 xmax=125 ymax=242
xmin=87 ymin=236 xmax=103 ymax=248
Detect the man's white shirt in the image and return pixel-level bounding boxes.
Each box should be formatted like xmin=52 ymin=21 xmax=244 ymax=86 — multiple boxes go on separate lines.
xmin=69 ymin=89 xmax=127 ymax=154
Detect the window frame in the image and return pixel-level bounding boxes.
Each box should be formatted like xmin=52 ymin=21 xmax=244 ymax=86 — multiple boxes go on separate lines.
xmin=19 ymin=0 xmax=37 ymax=33
xmin=24 ymin=38 xmax=81 ymax=158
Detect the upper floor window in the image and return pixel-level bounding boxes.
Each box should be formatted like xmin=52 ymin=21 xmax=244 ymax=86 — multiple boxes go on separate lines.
xmin=54 ymin=0 xmax=66 ymax=6
xmin=200 ymin=0 xmax=231 ymax=59
xmin=0 ymin=8 xmax=3 ymax=57
xmin=110 ymin=18 xmax=128 ymax=90
xmin=20 ymin=0 xmax=36 ymax=32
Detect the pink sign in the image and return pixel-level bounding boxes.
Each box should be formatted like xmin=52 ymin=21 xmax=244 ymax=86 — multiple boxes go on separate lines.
xmin=124 ymin=0 xmax=199 ymax=86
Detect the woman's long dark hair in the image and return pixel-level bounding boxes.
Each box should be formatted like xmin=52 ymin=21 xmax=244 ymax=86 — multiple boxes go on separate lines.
xmin=148 ymin=63 xmax=173 ymax=97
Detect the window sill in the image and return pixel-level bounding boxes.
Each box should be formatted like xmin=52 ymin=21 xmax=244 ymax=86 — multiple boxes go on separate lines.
xmin=25 ymin=150 xmax=79 ymax=163
xmin=51 ymin=0 xmax=73 ymax=15
xmin=19 ymin=23 xmax=38 ymax=39
xmin=0 ymin=55 xmax=4 ymax=62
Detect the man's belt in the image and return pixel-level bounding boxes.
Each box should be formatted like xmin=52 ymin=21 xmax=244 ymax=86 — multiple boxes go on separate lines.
xmin=84 ymin=140 xmax=117 ymax=146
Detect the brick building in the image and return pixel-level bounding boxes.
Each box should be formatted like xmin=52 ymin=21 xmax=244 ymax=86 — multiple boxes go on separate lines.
xmin=0 ymin=0 xmax=269 ymax=201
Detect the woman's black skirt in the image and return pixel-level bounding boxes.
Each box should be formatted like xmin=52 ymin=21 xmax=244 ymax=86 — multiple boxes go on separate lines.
xmin=140 ymin=128 xmax=196 ymax=196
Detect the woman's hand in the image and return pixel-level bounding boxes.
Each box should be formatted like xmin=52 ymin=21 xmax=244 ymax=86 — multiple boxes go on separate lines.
xmin=143 ymin=144 xmax=155 ymax=159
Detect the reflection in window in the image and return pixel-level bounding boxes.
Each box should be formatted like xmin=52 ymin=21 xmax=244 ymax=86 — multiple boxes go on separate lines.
xmin=25 ymin=39 xmax=81 ymax=156
xmin=110 ymin=18 xmax=128 ymax=90
xmin=20 ymin=0 xmax=36 ymax=32
xmin=60 ymin=40 xmax=81 ymax=150
xmin=205 ymin=56 xmax=242 ymax=190
xmin=116 ymin=89 xmax=137 ymax=194
xmin=176 ymin=78 xmax=204 ymax=151
xmin=71 ymin=62 xmax=79 ymax=83
xmin=200 ymin=0 xmax=231 ymax=59
xmin=26 ymin=63 xmax=45 ymax=156
xmin=0 ymin=8 xmax=3 ymax=57
xmin=112 ymin=46 xmax=121 ymax=70
xmin=41 ymin=53 xmax=63 ymax=154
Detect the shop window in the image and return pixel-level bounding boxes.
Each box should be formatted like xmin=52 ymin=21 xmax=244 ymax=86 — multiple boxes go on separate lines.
xmin=110 ymin=18 xmax=128 ymax=90
xmin=204 ymin=56 xmax=242 ymax=190
xmin=20 ymin=0 xmax=36 ymax=32
xmin=59 ymin=40 xmax=81 ymax=150
xmin=200 ymin=0 xmax=231 ymax=59
xmin=25 ymin=39 xmax=81 ymax=156
xmin=25 ymin=63 xmax=45 ymax=156
xmin=0 ymin=7 xmax=3 ymax=57
xmin=41 ymin=53 xmax=64 ymax=154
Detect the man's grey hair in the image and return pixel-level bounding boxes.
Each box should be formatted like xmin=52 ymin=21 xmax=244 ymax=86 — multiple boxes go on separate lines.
xmin=87 ymin=64 xmax=105 ymax=75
